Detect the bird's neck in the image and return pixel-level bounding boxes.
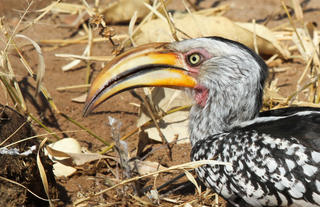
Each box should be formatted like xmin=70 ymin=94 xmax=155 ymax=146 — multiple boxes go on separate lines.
xmin=189 ymin=86 xmax=262 ymax=146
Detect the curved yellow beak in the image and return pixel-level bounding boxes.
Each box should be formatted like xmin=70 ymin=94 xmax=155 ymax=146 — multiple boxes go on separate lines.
xmin=83 ymin=42 xmax=197 ymax=116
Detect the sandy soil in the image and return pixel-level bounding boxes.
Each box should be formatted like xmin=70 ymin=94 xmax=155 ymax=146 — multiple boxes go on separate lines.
xmin=1 ymin=0 xmax=320 ymax=206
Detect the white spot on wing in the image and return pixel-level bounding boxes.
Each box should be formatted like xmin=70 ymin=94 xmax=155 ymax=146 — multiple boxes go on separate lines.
xmin=286 ymin=147 xmax=295 ymax=155
xmin=312 ymin=151 xmax=320 ymax=163
xmin=252 ymin=186 xmax=264 ymax=198
xmin=267 ymin=158 xmax=277 ymax=173
xmin=275 ymin=180 xmax=285 ymax=190
xmin=302 ymin=164 xmax=317 ymax=177
xmin=285 ymin=159 xmax=296 ymax=170
xmin=225 ymin=164 xmax=233 ymax=172
xmin=288 ymin=181 xmax=305 ymax=198
xmin=260 ymin=148 xmax=270 ymax=156
xmin=255 ymin=167 xmax=266 ymax=177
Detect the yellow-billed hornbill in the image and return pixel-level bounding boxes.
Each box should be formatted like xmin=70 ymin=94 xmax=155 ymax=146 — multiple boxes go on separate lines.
xmin=83 ymin=37 xmax=320 ymax=207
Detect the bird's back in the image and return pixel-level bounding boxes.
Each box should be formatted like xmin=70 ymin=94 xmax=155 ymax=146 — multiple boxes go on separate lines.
xmin=256 ymin=107 xmax=320 ymax=151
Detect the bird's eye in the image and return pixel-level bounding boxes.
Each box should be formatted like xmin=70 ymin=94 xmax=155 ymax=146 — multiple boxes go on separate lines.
xmin=187 ymin=53 xmax=202 ymax=66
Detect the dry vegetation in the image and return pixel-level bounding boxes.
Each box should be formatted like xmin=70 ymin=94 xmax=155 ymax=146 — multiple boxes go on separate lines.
xmin=0 ymin=0 xmax=320 ymax=206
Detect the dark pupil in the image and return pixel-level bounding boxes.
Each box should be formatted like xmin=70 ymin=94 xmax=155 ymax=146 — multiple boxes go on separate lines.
xmin=191 ymin=55 xmax=197 ymax=62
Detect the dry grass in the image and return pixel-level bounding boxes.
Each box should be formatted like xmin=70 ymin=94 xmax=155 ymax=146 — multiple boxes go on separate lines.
xmin=0 ymin=0 xmax=320 ymax=206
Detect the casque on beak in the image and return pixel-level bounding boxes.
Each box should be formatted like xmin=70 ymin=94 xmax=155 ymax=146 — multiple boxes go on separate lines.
xmin=83 ymin=42 xmax=197 ymax=117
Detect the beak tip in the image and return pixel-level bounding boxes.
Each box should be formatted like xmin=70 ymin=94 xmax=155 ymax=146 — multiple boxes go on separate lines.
xmin=83 ymin=88 xmax=98 ymax=117
xmin=82 ymin=111 xmax=88 ymax=117
xmin=83 ymin=97 xmax=94 ymax=117
xmin=82 ymin=106 xmax=90 ymax=117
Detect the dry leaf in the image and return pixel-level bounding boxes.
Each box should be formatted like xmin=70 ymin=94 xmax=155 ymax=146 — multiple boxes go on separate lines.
xmin=72 ymin=93 xmax=87 ymax=103
xmin=101 ymin=0 xmax=151 ymax=24
xmin=46 ymin=138 xmax=115 ymax=177
xmin=292 ymin=28 xmax=320 ymax=64
xmin=48 ymin=138 xmax=81 ymax=156
xmin=130 ymin=160 xmax=167 ymax=175
xmin=47 ymin=142 xmax=114 ymax=166
xmin=51 ymin=163 xmax=77 ymax=178
xmin=137 ymin=88 xmax=192 ymax=144
xmin=45 ymin=138 xmax=81 ymax=177
xmin=67 ymin=152 xmax=115 ymax=166
xmin=38 ymin=2 xmax=85 ymax=14
xmin=134 ymin=13 xmax=288 ymax=57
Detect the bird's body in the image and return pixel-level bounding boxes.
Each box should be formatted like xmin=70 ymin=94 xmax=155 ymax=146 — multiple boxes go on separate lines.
xmin=192 ymin=111 xmax=320 ymax=207
xmin=83 ymin=37 xmax=320 ymax=206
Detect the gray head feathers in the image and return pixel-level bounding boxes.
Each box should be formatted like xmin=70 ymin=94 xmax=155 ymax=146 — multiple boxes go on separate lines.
xmin=171 ymin=37 xmax=268 ymax=145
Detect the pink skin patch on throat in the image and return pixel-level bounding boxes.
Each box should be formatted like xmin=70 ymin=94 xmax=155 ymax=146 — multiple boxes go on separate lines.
xmin=194 ymin=85 xmax=209 ymax=107
xmin=182 ymin=48 xmax=212 ymax=108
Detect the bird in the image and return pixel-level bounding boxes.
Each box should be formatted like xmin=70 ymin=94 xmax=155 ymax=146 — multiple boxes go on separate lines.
xmin=83 ymin=36 xmax=320 ymax=207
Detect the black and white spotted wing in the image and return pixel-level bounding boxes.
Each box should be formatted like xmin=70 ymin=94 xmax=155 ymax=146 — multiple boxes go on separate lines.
xmin=191 ymin=109 xmax=320 ymax=207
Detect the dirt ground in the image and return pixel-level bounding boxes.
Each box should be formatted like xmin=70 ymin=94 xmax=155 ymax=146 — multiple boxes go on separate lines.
xmin=1 ymin=0 xmax=320 ymax=206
